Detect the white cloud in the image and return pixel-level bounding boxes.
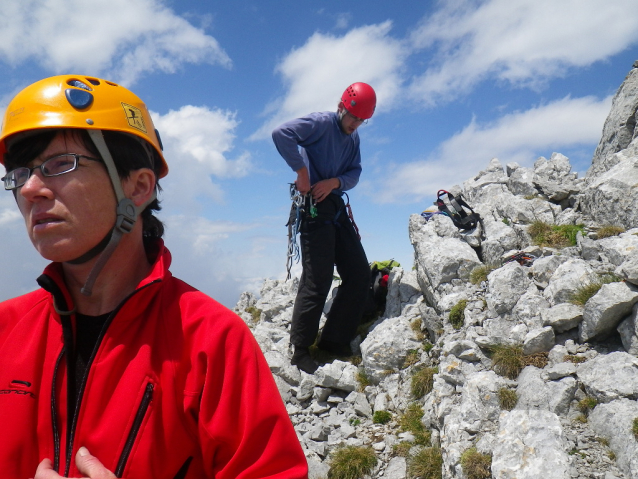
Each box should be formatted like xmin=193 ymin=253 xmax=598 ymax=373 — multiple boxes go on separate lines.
xmin=334 ymin=13 xmax=351 ymax=30
xmin=0 ymin=193 xmax=49 ymax=301
xmin=373 ymin=95 xmax=612 ymax=203
xmin=160 ymin=214 xmax=288 ymax=307
xmin=408 ymin=0 xmax=638 ymax=104
xmin=252 ymin=21 xmax=406 ymax=139
xmin=0 ymin=0 xmax=231 ymax=86
xmin=151 ymin=105 xmax=251 ymax=212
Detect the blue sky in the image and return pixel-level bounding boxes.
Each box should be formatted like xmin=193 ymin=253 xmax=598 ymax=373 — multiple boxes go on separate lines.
xmin=1 ymin=0 xmax=638 ymax=307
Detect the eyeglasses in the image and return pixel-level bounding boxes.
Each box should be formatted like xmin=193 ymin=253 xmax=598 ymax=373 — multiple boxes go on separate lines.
xmin=345 ymin=111 xmax=368 ymax=125
xmin=2 ymin=153 xmax=102 ymax=190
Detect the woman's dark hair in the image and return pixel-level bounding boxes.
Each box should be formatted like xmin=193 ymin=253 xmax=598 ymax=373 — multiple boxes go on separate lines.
xmin=4 ymin=128 xmax=165 ymax=240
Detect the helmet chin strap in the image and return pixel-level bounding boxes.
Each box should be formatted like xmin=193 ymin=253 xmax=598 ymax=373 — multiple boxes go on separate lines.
xmin=75 ymin=130 xmax=156 ymax=296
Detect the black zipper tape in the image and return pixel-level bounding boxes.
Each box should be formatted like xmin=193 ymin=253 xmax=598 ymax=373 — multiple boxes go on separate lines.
xmin=114 ymin=382 xmax=154 ymax=477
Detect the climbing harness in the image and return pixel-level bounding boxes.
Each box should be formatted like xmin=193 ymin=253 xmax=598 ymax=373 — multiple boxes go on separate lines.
xmin=435 ymin=190 xmax=481 ymax=231
xmin=285 ymin=187 xmax=361 ymax=280
xmin=503 ymin=251 xmax=537 ymax=267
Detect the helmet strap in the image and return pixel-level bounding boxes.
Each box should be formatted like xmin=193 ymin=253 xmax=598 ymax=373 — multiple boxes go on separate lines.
xmin=65 ymin=230 xmax=113 ymax=265
xmin=73 ymin=130 xmax=157 ymax=296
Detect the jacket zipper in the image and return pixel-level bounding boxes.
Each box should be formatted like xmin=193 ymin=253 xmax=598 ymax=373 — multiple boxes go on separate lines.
xmin=51 ymin=351 xmax=64 ymax=472
xmin=114 ymin=382 xmax=154 ymax=477
xmin=44 ymin=277 xmax=161 ymax=476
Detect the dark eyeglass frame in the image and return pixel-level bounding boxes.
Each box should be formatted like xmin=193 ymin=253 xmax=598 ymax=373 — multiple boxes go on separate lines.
xmin=2 ymin=153 xmax=102 ymax=190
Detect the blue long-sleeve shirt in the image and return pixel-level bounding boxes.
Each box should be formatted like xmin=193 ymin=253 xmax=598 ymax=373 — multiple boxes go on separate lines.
xmin=272 ymin=111 xmax=362 ymax=194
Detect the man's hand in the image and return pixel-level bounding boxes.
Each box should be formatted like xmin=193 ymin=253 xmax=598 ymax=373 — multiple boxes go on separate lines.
xmin=33 ymin=447 xmax=116 ymax=479
xmin=311 ymin=178 xmax=340 ymax=203
xmin=294 ymin=167 xmax=311 ymax=195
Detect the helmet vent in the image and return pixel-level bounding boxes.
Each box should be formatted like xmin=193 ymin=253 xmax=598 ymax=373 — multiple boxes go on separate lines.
xmin=67 ymin=79 xmax=92 ymax=91
xmin=86 ymin=78 xmax=101 ymax=86
xmin=65 ymin=88 xmax=94 ymax=109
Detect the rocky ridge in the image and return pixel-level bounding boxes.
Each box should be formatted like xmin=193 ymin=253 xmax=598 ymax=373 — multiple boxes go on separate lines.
xmin=234 ymin=65 xmax=638 ymax=478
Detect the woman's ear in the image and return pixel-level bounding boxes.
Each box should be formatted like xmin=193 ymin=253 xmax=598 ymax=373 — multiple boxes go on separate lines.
xmin=123 ymin=168 xmax=156 ymax=207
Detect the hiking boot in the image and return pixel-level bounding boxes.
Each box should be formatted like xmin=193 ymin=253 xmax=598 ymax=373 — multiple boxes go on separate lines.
xmin=317 ymin=339 xmax=352 ymax=357
xmin=291 ymin=346 xmax=318 ymax=374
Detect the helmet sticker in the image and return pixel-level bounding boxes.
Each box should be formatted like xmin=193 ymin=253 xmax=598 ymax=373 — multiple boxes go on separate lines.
xmin=121 ymin=102 xmax=147 ymax=133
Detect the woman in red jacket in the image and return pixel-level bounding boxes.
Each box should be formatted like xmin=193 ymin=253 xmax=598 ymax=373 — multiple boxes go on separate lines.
xmin=0 ymin=75 xmax=308 ymax=479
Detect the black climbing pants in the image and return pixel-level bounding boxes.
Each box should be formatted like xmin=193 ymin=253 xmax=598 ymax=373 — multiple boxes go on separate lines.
xmin=290 ymin=193 xmax=369 ymax=348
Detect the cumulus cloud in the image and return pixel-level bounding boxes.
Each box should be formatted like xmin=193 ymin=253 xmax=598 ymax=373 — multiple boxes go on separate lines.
xmin=160 ymin=214 xmax=288 ymax=306
xmin=0 ymin=193 xmax=48 ymax=300
xmin=151 ymin=105 xmax=251 ymax=212
xmin=252 ymin=21 xmax=406 ymax=139
xmin=0 ymin=0 xmax=231 ymax=85
xmin=408 ymin=0 xmax=638 ymax=104
xmin=147 ymin=106 xmax=265 ymax=305
xmin=373 ymin=94 xmax=612 ymax=203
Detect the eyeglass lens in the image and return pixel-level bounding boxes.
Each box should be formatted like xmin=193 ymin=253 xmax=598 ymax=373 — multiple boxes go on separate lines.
xmin=3 ymin=154 xmax=79 ymax=190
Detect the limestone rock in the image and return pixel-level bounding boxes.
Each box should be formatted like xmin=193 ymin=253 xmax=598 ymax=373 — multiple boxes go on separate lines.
xmin=579 ymin=281 xmax=638 ymax=342
xmin=577 ymin=351 xmax=638 ymax=402
xmin=491 ymin=410 xmax=570 ymax=479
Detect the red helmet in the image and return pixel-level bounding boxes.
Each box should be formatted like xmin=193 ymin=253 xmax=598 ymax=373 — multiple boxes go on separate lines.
xmin=341 ymin=82 xmax=376 ymax=120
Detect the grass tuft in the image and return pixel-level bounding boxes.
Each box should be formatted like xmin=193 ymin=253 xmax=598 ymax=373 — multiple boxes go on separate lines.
xmin=489 ymin=345 xmax=549 ymax=379
xmin=245 ymin=306 xmax=262 ymax=322
xmin=528 ymin=221 xmax=584 ymax=248
xmin=596 ymin=437 xmax=610 ymax=447
xmin=575 ymin=413 xmax=588 ymax=424
xmin=356 ymin=368 xmax=371 ymax=391
xmin=392 ymin=441 xmax=412 ymax=458
xmin=570 ymin=273 xmax=622 ymax=306
xmin=411 ymin=318 xmax=425 ymax=341
xmin=411 ymin=367 xmax=438 ymax=399
xmin=470 ymin=265 xmax=496 ymax=285
xmin=399 ymin=403 xmax=431 ymax=446
xmin=449 ymin=299 xmax=468 ymax=330
xmin=408 ymin=447 xmax=442 ymax=479
xmin=578 ymin=396 xmax=597 ymax=415
xmin=489 ymin=345 xmax=524 ymax=379
xmin=402 ymin=349 xmax=420 ymax=369
xmin=328 ymin=445 xmax=377 ymax=479
xmin=460 ymin=447 xmax=492 ymax=479
xmin=564 ymin=354 xmax=587 ymax=364
xmin=524 ymin=352 xmax=549 ymax=369
xmin=632 ymin=417 xmax=638 ymax=439
xmin=498 ymin=388 xmax=518 ymax=411
xmin=372 ymin=410 xmax=392 ymax=425
xmin=596 ymin=225 xmax=625 ymax=239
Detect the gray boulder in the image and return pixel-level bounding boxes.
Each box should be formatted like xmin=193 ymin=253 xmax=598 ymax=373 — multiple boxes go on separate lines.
xmin=543 ymin=258 xmax=598 ymax=306
xmin=491 ymin=410 xmax=570 ymax=479
xmin=579 ymin=281 xmax=638 ymax=342
xmin=588 ymin=399 xmax=638 ymax=479
xmin=577 ymin=351 xmax=638 ymax=402
xmin=589 ymin=66 xmax=638 ymax=176
xmin=617 ymin=303 xmax=638 ymax=355
xmin=486 ymin=262 xmax=533 ymax=315
xmin=360 ymin=316 xmax=422 ymax=383
xmin=541 ymin=302 xmax=584 ymax=333
xmin=515 ymin=366 xmax=577 ymax=416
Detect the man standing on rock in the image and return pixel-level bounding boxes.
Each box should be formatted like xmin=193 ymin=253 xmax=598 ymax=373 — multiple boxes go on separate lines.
xmin=272 ymin=82 xmax=376 ymax=374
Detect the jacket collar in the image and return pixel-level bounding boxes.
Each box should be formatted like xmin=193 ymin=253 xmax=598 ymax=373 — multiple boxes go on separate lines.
xmin=38 ymin=239 xmax=171 ymax=316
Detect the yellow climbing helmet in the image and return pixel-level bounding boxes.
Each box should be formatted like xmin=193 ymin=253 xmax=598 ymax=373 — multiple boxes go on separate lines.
xmin=0 ymin=74 xmax=168 ymax=177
